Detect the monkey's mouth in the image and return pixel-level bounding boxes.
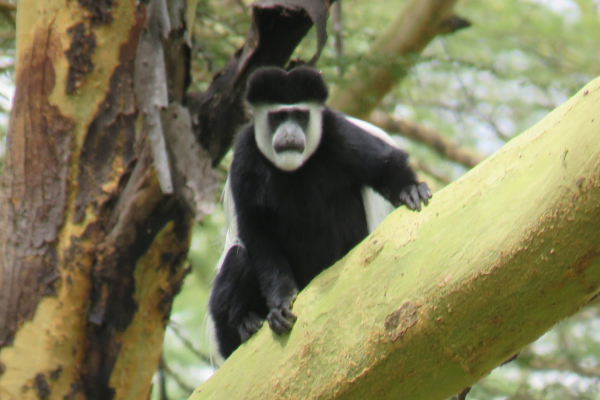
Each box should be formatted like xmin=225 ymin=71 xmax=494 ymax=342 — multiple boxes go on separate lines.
xmin=272 ymin=128 xmax=306 ymax=154
xmin=274 ymin=142 xmax=305 ymax=153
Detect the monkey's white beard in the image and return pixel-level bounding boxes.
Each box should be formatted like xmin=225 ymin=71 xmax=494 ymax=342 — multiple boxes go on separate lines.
xmin=271 ymin=151 xmax=305 ymax=171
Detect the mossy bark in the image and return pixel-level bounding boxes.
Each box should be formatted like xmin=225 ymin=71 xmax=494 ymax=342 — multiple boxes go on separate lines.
xmin=191 ymin=79 xmax=600 ymax=400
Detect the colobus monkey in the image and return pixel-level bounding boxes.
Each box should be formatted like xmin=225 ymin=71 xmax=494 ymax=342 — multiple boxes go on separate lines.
xmin=208 ymin=67 xmax=431 ymax=362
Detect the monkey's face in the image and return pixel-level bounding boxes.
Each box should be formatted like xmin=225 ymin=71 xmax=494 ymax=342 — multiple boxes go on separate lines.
xmin=252 ymin=103 xmax=323 ymax=171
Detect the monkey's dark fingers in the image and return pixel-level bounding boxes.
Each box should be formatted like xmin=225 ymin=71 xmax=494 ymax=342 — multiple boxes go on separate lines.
xmin=238 ymin=312 xmax=265 ymax=342
xmin=267 ymin=307 xmax=297 ymax=335
xmin=281 ymin=307 xmax=298 ymax=323
xmin=400 ymin=185 xmax=421 ymax=211
xmin=409 ymin=186 xmax=422 ymax=211
xmin=399 ymin=188 xmax=417 ymax=210
xmin=417 ymin=182 xmax=432 ymax=206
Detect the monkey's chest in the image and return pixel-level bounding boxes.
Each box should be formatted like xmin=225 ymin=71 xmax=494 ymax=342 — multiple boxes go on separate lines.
xmin=264 ymin=171 xmax=369 ymax=288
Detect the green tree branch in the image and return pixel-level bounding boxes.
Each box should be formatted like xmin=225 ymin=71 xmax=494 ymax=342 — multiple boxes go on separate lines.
xmin=327 ymin=0 xmax=469 ymax=119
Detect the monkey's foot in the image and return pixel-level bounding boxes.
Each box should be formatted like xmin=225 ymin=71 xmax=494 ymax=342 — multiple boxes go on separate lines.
xmin=267 ymin=304 xmax=298 ymax=335
xmin=238 ymin=312 xmax=265 ymax=342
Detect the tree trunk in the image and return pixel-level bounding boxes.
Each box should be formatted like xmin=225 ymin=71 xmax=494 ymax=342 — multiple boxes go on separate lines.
xmin=0 ymin=2 xmax=192 ymax=399
xmin=190 ymin=78 xmax=600 ymax=400
xmin=0 ymin=1 xmax=334 ymax=399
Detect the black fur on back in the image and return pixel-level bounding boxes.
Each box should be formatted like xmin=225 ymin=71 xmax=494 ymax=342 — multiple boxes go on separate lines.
xmin=246 ymin=66 xmax=329 ymax=105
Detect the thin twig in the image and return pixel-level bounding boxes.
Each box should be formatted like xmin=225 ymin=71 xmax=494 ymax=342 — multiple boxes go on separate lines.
xmin=159 ymin=357 xmax=197 ymax=394
xmin=369 ymin=110 xmax=485 ymax=169
xmin=440 ymin=40 xmax=511 ymax=141
xmin=331 ymin=0 xmax=344 ymax=77
xmin=168 ymin=321 xmax=211 ymax=363
xmin=517 ymin=332 xmax=600 ymax=380
xmin=525 ymin=356 xmax=600 ymax=379
xmin=158 ymin=354 xmax=169 ymax=400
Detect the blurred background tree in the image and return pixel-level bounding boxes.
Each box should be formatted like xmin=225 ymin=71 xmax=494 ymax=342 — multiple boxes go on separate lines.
xmin=0 ymin=0 xmax=15 ymax=173
xmin=1 ymin=0 xmax=599 ymax=399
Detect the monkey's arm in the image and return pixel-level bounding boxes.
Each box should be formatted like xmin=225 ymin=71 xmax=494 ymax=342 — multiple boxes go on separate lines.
xmin=237 ymin=211 xmax=299 ymax=334
xmin=229 ymin=131 xmax=300 ymax=334
xmin=325 ymin=110 xmax=432 ymax=210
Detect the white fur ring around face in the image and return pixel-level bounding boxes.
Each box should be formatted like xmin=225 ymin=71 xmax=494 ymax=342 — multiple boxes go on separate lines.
xmin=252 ymin=103 xmax=323 ymax=171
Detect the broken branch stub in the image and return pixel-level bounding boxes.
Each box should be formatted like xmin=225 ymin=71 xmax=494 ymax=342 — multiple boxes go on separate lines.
xmin=187 ymin=0 xmax=333 ymax=166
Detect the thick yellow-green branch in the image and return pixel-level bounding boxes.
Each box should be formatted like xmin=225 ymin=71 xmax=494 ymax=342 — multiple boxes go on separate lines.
xmin=192 ymin=77 xmax=600 ymax=400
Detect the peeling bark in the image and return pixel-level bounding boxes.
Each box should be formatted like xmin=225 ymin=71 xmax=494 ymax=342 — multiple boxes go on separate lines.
xmin=65 ymin=23 xmax=97 ymax=94
xmin=0 ymin=3 xmax=189 ymax=400
xmin=0 ymin=21 xmax=74 ymax=348
xmin=78 ymin=0 xmax=114 ymax=25
xmin=73 ymin=12 xmax=143 ymax=223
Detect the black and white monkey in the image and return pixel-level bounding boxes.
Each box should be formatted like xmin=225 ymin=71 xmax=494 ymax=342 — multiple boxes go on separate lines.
xmin=208 ymin=66 xmax=431 ymax=362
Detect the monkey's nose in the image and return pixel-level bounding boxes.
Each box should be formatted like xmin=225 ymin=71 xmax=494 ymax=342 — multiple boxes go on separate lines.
xmin=273 ymin=127 xmax=306 ymax=153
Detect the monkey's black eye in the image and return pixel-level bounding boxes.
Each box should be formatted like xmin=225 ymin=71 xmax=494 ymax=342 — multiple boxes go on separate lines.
xmin=268 ymin=111 xmax=288 ymax=131
xmin=291 ymin=110 xmax=309 ymax=130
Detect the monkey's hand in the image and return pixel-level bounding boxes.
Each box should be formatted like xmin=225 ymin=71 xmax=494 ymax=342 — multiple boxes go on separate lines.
xmin=399 ymin=182 xmax=432 ymax=211
xmin=267 ymin=291 xmax=298 ymax=335
xmin=238 ymin=312 xmax=265 ymax=342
